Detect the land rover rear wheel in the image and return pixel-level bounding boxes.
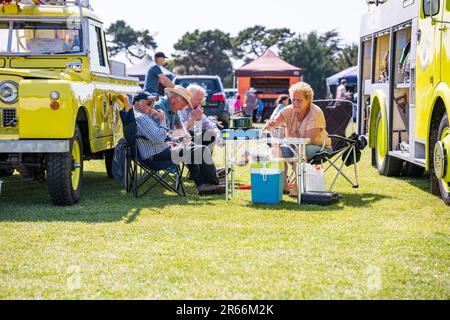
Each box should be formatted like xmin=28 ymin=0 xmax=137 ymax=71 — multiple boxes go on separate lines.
xmin=433 ymin=114 xmax=450 ymax=206
xmin=47 ymin=126 xmax=83 ymax=206
xmin=374 ymin=113 xmax=403 ymax=176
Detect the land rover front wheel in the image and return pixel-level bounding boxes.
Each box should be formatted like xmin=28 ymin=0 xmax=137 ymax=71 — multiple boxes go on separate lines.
xmin=433 ymin=114 xmax=450 ymax=206
xmin=47 ymin=126 xmax=83 ymax=206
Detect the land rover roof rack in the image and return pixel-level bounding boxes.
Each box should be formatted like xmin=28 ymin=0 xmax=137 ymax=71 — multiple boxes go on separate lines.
xmin=23 ymin=0 xmax=91 ymax=10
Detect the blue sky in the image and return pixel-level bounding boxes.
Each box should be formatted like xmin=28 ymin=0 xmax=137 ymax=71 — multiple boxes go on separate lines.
xmin=90 ymin=0 xmax=369 ymax=65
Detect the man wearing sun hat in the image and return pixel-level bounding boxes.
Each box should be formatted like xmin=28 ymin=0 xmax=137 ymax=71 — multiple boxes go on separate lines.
xmin=134 ymin=88 xmax=225 ymax=196
xmin=154 ymin=85 xmax=193 ymax=130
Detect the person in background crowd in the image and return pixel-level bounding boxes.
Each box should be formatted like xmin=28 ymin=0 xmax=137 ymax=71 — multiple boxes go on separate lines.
xmin=256 ymin=100 xmax=264 ymax=123
xmin=336 ymin=79 xmax=352 ymax=100
xmin=134 ymin=90 xmax=225 ymax=196
xmin=243 ymin=87 xmax=258 ymax=122
xmin=270 ymin=94 xmax=290 ymax=120
xmin=144 ymin=52 xmax=175 ymax=94
xmin=233 ymin=93 xmax=242 ymax=113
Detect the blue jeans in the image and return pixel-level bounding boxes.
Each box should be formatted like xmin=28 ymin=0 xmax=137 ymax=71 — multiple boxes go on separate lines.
xmin=281 ymin=145 xmax=333 ymax=161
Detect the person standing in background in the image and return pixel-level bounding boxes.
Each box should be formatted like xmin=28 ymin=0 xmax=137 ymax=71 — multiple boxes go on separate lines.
xmin=256 ymin=100 xmax=264 ymax=123
xmin=336 ymin=79 xmax=350 ymax=100
xmin=144 ymin=52 xmax=175 ymax=94
xmin=233 ymin=93 xmax=242 ymax=113
xmin=270 ymin=94 xmax=290 ymax=120
xmin=243 ymin=87 xmax=259 ymax=122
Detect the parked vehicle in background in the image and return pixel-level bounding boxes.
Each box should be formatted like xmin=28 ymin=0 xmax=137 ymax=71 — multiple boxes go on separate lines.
xmin=224 ymin=88 xmax=238 ymax=115
xmin=174 ymin=75 xmax=230 ymax=128
xmin=0 ymin=0 xmax=140 ymax=206
xmin=358 ymin=0 xmax=450 ymax=205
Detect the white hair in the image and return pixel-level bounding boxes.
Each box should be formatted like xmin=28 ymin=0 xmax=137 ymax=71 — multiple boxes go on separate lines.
xmin=186 ymin=84 xmax=206 ymax=98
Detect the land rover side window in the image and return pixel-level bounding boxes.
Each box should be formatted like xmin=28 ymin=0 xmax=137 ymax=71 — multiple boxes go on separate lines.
xmin=0 ymin=22 xmax=82 ymax=54
xmin=0 ymin=23 xmax=9 ymax=53
xmin=89 ymin=24 xmax=106 ymax=68
xmin=423 ymin=0 xmax=440 ymax=16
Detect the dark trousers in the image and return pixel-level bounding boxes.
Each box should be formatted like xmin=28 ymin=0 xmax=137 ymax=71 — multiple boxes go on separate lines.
xmin=189 ymin=130 xmax=217 ymax=154
xmin=143 ymin=146 xmax=219 ymax=188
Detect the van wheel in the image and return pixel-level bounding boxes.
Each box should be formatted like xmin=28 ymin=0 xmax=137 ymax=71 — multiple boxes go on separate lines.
xmin=0 ymin=169 xmax=14 ymax=177
xmin=402 ymin=162 xmax=425 ymax=177
xmin=374 ymin=113 xmax=403 ymax=176
xmin=47 ymin=126 xmax=83 ymax=206
xmin=433 ymin=114 xmax=450 ymax=205
xmin=105 ymin=149 xmax=114 ymax=179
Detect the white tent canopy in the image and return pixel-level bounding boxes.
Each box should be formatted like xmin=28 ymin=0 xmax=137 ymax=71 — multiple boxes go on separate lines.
xmin=127 ymin=54 xmax=175 ymax=79
xmin=326 ymin=66 xmax=359 ymax=86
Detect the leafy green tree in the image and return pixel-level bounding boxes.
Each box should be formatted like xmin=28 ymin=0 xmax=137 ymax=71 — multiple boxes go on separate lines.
xmin=336 ymin=43 xmax=359 ymax=70
xmin=173 ymin=29 xmax=234 ymax=84
xmin=281 ymin=30 xmax=347 ymax=99
xmin=106 ymin=20 xmax=157 ymax=63
xmin=233 ymin=25 xmax=294 ymax=62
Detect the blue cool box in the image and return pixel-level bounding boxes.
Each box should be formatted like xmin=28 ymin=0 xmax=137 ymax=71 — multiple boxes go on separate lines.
xmin=251 ymin=162 xmax=285 ymax=204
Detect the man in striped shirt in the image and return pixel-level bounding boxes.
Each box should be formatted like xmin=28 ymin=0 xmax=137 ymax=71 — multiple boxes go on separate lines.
xmin=133 ymin=91 xmax=225 ymax=196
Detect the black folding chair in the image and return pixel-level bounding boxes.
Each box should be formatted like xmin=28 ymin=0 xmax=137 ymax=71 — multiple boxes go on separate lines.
xmin=309 ymin=99 xmax=367 ymax=192
xmin=120 ymin=108 xmax=186 ymax=198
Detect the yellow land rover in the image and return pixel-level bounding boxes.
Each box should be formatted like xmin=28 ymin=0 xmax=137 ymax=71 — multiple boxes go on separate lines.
xmin=0 ymin=0 xmax=141 ymax=205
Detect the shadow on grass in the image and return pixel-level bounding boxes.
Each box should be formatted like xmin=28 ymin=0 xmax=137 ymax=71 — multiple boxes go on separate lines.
xmin=0 ymin=171 xmax=216 ymax=223
xmin=398 ymin=173 xmax=431 ymax=193
xmin=249 ymin=192 xmax=392 ymax=212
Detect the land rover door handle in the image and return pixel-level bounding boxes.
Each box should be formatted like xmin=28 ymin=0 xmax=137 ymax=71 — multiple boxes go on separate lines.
xmin=417 ymin=29 xmax=422 ymax=43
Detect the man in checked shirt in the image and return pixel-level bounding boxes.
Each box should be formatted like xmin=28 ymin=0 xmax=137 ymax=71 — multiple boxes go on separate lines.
xmin=133 ymin=91 xmax=225 ymax=196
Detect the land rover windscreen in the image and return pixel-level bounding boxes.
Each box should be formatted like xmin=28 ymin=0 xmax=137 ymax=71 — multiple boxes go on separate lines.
xmin=0 ymin=20 xmax=83 ymax=55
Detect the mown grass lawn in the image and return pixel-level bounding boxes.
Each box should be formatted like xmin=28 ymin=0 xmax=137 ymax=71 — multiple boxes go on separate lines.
xmin=0 ymin=149 xmax=449 ymax=300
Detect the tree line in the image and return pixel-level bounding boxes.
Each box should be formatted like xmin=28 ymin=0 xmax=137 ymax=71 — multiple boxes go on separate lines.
xmin=107 ymin=21 xmax=358 ymax=98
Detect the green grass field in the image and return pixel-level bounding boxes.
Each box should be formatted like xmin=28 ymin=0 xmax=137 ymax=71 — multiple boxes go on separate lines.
xmin=0 ymin=149 xmax=449 ymax=300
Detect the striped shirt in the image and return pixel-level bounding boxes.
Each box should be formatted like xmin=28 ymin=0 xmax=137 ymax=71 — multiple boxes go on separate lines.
xmin=134 ymin=108 xmax=170 ymax=160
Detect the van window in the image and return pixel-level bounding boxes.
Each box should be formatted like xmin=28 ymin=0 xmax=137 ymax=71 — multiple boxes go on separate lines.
xmin=176 ymin=79 xmax=220 ymax=93
xmin=89 ymin=24 xmax=106 ymax=68
xmin=423 ymin=0 xmax=440 ymax=16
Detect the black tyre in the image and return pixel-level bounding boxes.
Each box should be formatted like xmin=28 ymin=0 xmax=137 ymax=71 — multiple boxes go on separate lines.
xmin=371 ymin=149 xmax=377 ymax=167
xmin=433 ymin=114 xmax=450 ymax=205
xmin=374 ymin=113 xmax=403 ymax=176
xmin=47 ymin=126 xmax=83 ymax=206
xmin=0 ymin=169 xmax=14 ymax=177
xmin=402 ymin=162 xmax=425 ymax=178
xmin=105 ymin=149 xmax=114 ymax=179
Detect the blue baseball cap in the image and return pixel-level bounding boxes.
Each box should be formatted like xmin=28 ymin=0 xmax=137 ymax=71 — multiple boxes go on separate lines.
xmin=133 ymin=91 xmax=159 ymax=104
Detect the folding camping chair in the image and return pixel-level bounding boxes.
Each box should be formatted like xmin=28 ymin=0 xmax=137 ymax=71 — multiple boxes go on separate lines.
xmin=308 ymin=99 xmax=367 ymax=192
xmin=120 ymin=108 xmax=186 ymax=198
